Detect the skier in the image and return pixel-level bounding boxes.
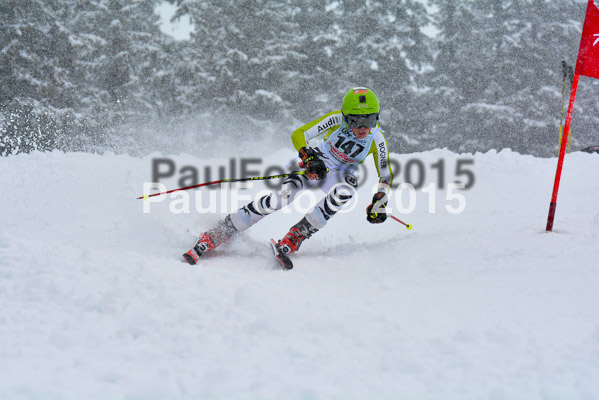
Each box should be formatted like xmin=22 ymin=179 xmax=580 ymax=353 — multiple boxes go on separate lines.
xmin=183 ymin=87 xmax=393 ymax=268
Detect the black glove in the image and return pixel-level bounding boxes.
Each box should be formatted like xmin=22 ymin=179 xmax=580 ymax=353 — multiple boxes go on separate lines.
xmin=366 ymin=192 xmax=388 ymax=224
xmin=299 ymin=147 xmax=327 ymax=180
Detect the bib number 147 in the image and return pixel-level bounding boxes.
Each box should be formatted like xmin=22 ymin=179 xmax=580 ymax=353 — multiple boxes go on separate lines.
xmin=333 ymin=135 xmax=365 ymax=158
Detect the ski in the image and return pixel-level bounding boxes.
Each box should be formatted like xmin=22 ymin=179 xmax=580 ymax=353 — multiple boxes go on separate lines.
xmin=269 ymin=239 xmax=293 ymax=270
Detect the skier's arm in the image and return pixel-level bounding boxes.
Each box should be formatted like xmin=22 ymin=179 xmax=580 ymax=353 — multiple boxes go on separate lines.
xmin=369 ymin=130 xmax=394 ymax=193
xmin=291 ymin=111 xmax=344 ymax=151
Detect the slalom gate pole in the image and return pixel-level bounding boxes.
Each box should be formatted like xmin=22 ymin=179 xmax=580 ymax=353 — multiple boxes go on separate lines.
xmin=137 ymin=171 xmax=304 ymax=200
xmin=390 ymin=215 xmax=413 ymax=230
xmin=546 ymin=73 xmax=580 ymax=232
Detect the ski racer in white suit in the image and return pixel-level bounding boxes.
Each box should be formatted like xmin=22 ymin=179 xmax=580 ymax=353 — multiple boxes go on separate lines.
xmin=183 ymin=87 xmax=393 ymax=266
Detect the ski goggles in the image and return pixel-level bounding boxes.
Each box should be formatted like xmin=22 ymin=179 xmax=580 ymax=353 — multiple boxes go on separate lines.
xmin=345 ymin=113 xmax=379 ymax=129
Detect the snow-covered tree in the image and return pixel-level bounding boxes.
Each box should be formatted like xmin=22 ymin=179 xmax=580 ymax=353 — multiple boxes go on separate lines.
xmin=0 ymin=0 xmax=80 ymax=154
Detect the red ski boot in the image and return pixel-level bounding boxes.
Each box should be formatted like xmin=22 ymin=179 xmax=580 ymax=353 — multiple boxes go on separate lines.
xmin=183 ymin=216 xmax=237 ymax=265
xmin=270 ymin=217 xmax=318 ymax=269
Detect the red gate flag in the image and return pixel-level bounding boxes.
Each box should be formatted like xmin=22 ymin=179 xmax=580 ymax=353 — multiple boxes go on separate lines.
xmin=546 ymin=0 xmax=599 ymax=232
xmin=575 ymin=0 xmax=599 ymax=79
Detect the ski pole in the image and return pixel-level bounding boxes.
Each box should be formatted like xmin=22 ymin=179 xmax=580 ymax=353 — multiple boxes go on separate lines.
xmin=557 ymin=60 xmax=567 ymax=155
xmin=567 ymin=65 xmax=574 ymax=153
xmin=390 ymin=215 xmax=413 ymax=230
xmin=138 ymin=171 xmax=305 ymax=200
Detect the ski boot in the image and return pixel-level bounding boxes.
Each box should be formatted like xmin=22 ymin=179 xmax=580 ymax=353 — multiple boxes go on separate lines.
xmin=270 ymin=217 xmax=318 ymax=270
xmin=183 ymin=215 xmax=238 ymax=265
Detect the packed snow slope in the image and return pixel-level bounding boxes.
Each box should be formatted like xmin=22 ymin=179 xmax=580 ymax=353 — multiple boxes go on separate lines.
xmin=1 ymin=147 xmax=598 ymax=400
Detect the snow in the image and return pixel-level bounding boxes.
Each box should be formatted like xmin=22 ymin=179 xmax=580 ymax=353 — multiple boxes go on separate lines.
xmin=1 ymin=146 xmax=599 ymax=399
xmin=154 ymin=1 xmax=193 ymax=41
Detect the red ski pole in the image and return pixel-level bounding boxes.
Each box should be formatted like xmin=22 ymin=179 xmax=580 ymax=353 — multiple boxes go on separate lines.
xmin=137 ymin=171 xmax=305 ymax=200
xmin=390 ymin=215 xmax=413 ymax=230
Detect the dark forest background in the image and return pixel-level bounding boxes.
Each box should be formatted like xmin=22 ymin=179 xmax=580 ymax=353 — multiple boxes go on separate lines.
xmin=1 ymin=0 xmax=598 ymax=157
